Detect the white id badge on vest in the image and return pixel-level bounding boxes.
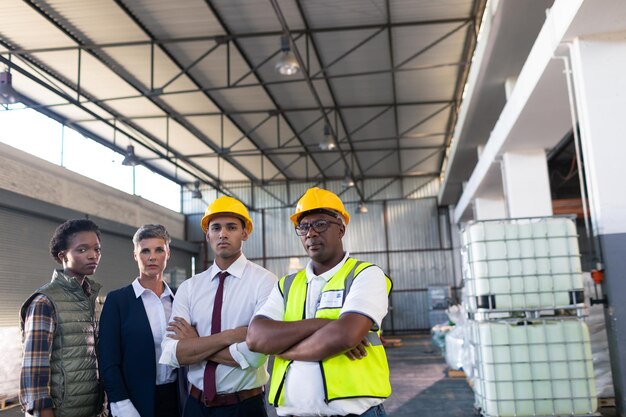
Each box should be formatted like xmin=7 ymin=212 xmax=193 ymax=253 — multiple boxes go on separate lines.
xmin=318 ymin=290 xmax=344 ymax=309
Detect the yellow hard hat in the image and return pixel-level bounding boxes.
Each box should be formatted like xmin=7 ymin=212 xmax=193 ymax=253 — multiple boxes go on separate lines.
xmin=201 ymin=196 xmax=253 ymax=234
xmin=290 ymin=187 xmax=350 ymax=226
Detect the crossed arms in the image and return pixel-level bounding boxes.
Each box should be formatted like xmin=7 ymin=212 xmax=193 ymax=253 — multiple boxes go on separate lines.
xmin=167 ymin=317 xmax=245 ymax=367
xmin=246 ymin=312 xmax=373 ymax=361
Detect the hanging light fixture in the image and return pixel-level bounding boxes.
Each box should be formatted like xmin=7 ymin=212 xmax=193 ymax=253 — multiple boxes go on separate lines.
xmin=0 ymin=70 xmax=18 ymax=105
xmin=275 ymin=34 xmax=300 ymax=76
xmin=191 ymin=180 xmax=202 ymax=199
xmin=319 ymin=124 xmax=336 ymax=151
xmin=358 ymin=200 xmax=369 ymax=214
xmin=342 ymin=168 xmax=355 ymax=188
xmin=121 ymin=145 xmax=140 ymax=166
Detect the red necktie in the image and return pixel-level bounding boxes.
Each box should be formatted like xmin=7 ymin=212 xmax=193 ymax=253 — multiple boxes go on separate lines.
xmin=203 ymin=271 xmax=229 ymax=403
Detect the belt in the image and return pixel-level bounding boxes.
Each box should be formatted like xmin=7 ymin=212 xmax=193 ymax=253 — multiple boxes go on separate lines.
xmin=189 ymin=385 xmax=264 ymax=407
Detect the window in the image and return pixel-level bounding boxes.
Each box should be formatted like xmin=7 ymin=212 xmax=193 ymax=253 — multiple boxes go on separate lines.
xmin=0 ymin=105 xmax=181 ymax=212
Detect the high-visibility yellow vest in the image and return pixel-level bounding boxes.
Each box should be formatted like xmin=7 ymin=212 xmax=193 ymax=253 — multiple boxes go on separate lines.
xmin=268 ymin=257 xmax=393 ymax=406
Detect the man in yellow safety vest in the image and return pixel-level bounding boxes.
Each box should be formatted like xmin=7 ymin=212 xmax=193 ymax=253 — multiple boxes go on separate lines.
xmin=247 ymin=187 xmax=392 ymax=417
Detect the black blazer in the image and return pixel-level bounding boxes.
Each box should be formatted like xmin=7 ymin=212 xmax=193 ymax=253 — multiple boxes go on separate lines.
xmin=99 ymin=284 xmax=181 ymax=417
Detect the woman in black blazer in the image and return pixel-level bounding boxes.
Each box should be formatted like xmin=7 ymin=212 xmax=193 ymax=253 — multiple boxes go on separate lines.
xmin=99 ymin=224 xmax=194 ymax=417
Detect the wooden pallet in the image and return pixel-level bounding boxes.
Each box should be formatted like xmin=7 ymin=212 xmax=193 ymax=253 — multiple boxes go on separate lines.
xmin=382 ymin=338 xmax=403 ymax=348
xmin=599 ymin=397 xmax=615 ymax=408
xmin=0 ymin=394 xmax=19 ymax=410
xmin=447 ymin=368 xmax=466 ymax=378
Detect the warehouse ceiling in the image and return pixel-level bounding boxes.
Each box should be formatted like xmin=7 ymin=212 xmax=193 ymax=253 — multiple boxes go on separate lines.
xmin=0 ymin=0 xmax=486 ymax=200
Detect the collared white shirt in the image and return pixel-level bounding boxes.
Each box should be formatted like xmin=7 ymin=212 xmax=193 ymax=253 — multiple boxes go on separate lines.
xmin=110 ymin=278 xmax=175 ymax=417
xmin=159 ymin=253 xmax=277 ymax=393
xmin=131 ymin=278 xmax=176 ymax=385
xmin=254 ymin=252 xmax=389 ymax=417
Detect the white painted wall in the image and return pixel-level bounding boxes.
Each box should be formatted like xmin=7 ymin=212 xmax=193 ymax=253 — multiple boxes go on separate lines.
xmin=474 ymin=197 xmax=507 ymax=220
xmin=571 ymin=37 xmax=626 ymax=235
xmin=0 ymin=143 xmax=185 ymax=239
xmin=502 ymin=150 xmax=553 ymax=218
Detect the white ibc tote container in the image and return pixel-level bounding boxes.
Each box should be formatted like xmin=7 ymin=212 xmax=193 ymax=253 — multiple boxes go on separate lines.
xmin=462 ymin=218 xmax=584 ymax=311
xmin=470 ymin=319 xmax=597 ymax=417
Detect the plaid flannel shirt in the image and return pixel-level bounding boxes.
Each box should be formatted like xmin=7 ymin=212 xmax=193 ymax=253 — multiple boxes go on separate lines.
xmin=20 ymin=294 xmax=56 ymax=416
xmin=20 ymin=278 xmax=93 ymax=416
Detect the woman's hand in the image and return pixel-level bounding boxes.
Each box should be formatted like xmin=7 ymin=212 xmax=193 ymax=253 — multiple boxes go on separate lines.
xmin=167 ymin=316 xmax=198 ymax=340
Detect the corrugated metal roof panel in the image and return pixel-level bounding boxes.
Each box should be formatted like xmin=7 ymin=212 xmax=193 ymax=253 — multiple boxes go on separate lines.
xmin=0 ymin=1 xmax=75 ymax=50
xmin=43 ymin=0 xmax=147 ymax=44
xmin=330 ymin=73 xmax=394 ymax=105
xmin=313 ymin=29 xmax=391 ymax=75
xmin=398 ymin=104 xmax=450 ymax=135
xmin=213 ymin=0 xmax=297 ymax=33
xmin=342 ymin=107 xmax=395 ymax=142
xmin=267 ymin=82 xmax=321 ymax=109
xmin=390 ymin=0 xmax=474 ymax=22
xmin=396 ymin=66 xmax=459 ymax=102
xmin=302 ymin=0 xmax=386 ymax=28
xmin=122 ymin=0 xmax=225 ymax=39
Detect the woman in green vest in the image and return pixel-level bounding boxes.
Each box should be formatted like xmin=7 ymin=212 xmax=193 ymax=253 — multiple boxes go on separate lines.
xmin=20 ymin=219 xmax=104 ymax=417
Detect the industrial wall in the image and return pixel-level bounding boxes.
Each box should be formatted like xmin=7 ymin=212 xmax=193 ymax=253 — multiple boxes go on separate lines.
xmin=0 ymin=142 xmax=185 ymax=240
xmin=0 ymin=145 xmax=198 ymax=398
xmin=187 ymin=195 xmax=456 ymax=333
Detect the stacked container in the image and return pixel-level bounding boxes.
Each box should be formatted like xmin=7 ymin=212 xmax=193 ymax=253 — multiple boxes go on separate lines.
xmin=461 ymin=217 xmax=597 ymax=417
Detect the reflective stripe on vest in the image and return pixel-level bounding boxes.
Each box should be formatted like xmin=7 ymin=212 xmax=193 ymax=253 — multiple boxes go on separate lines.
xmin=268 ymin=257 xmax=392 ymax=406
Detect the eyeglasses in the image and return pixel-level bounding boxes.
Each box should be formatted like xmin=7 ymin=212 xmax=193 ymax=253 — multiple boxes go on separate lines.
xmin=295 ymin=219 xmax=342 ymax=236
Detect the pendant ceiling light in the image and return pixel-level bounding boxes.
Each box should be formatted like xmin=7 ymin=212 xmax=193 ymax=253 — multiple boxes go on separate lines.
xmin=0 ymin=70 xmax=18 ymax=105
xmin=191 ymin=180 xmax=203 ymax=199
xmin=121 ymin=145 xmax=140 ymax=166
xmin=342 ymin=168 xmax=355 ymax=188
xmin=275 ymin=34 xmax=300 ymax=76
xmin=319 ymin=124 xmax=336 ymax=151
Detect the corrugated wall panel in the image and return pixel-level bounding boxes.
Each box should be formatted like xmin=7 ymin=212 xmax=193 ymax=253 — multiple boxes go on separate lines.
xmin=343 ymin=201 xmax=386 ymax=253
xmin=363 ymin=178 xmax=403 ymax=201
xmin=288 ymin=182 xmax=317 ymax=205
xmin=254 ymin=184 xmax=289 ymax=209
xmin=405 ymin=177 xmax=441 ymax=199
xmin=264 ymin=207 xmax=303 ymax=257
xmin=243 ymin=210 xmax=264 ymax=259
xmin=386 ymin=198 xmax=441 ymax=250
xmin=186 ymin=213 xmax=205 ymax=242
xmin=0 ymin=206 xmax=194 ymax=326
xmin=388 ymin=291 xmax=430 ymax=331
xmin=264 ymin=256 xmax=309 ymax=279
xmin=389 ymin=251 xmax=454 ymax=290
xmin=252 ymin=185 xmax=284 ymax=209
xmin=351 ymin=252 xmax=388 ymax=276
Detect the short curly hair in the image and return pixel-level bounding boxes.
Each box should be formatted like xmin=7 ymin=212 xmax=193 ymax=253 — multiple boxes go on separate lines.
xmin=49 ymin=219 xmax=101 ymax=264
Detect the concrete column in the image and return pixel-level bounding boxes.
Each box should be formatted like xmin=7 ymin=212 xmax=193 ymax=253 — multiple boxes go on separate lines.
xmin=571 ymin=36 xmax=626 ymax=414
xmin=474 ymin=196 xmax=507 ymax=220
xmin=501 ymin=150 xmax=553 ymax=218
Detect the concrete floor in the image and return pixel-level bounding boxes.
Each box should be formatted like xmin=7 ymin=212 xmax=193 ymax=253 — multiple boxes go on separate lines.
xmin=384 ymin=334 xmax=476 ymax=417
xmin=1 ymin=334 xmax=617 ymax=417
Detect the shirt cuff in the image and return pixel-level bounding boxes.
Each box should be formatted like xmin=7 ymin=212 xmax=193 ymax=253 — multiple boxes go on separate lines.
xmin=159 ymin=338 xmax=181 ymax=367
xmin=27 ymin=398 xmax=54 ymax=415
xmin=229 ymin=343 xmax=250 ymax=369
xmin=110 ymin=399 xmax=141 ymax=417
xmin=229 ymin=342 xmax=267 ymax=369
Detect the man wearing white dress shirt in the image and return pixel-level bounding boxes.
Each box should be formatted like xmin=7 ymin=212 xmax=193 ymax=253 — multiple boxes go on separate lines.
xmin=247 ymin=187 xmax=392 ymax=417
xmin=160 ymin=196 xmax=277 ymax=417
